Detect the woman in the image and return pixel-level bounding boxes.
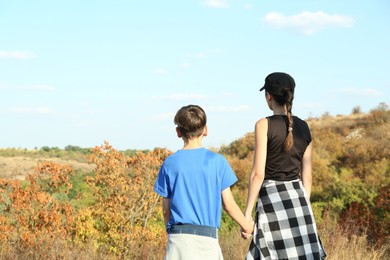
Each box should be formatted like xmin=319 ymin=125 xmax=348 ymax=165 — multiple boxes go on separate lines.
xmin=244 ymin=72 xmax=326 ymax=259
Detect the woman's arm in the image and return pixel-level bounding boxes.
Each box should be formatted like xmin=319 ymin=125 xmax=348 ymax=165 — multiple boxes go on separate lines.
xmin=244 ymin=118 xmax=268 ymax=219
xmin=301 ymin=142 xmax=313 ymax=198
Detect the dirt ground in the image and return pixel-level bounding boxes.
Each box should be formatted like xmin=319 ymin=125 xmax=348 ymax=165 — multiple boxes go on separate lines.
xmin=0 ymin=156 xmax=95 ymax=180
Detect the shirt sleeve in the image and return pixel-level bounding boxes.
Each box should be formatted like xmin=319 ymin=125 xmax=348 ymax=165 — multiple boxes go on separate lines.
xmin=220 ymin=157 xmax=238 ymax=191
xmin=154 ymin=164 xmax=170 ymax=198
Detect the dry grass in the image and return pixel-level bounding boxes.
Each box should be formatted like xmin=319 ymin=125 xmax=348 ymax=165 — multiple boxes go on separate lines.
xmin=220 ymin=226 xmax=252 ymax=259
xmin=318 ymin=217 xmax=390 ymax=260
xmin=218 ymin=223 xmax=390 ymax=260
xmin=324 ymin=234 xmax=389 ymax=260
xmin=0 ymin=156 xmax=94 ymax=180
xmin=1 ymin=224 xmax=388 ymax=259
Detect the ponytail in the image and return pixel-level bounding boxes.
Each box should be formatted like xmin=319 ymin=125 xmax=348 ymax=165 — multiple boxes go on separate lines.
xmin=283 ymin=97 xmax=294 ymax=151
xmin=282 ymin=88 xmax=294 ymax=151
xmin=273 ymin=88 xmax=294 ymax=151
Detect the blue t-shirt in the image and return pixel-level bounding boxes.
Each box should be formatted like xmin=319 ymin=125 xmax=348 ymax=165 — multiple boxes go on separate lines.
xmin=154 ymin=148 xmax=237 ymax=229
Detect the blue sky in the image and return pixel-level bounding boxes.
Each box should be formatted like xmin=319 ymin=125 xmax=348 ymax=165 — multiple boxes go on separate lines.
xmin=1 ymin=0 xmax=389 ymax=151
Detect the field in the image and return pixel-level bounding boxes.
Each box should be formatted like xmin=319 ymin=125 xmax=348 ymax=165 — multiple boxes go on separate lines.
xmin=0 ymin=155 xmax=93 ymax=180
xmin=0 ymin=104 xmax=389 ymax=259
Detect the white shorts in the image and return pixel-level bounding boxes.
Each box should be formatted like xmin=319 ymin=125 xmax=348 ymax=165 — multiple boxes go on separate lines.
xmin=165 ymin=233 xmax=223 ymax=260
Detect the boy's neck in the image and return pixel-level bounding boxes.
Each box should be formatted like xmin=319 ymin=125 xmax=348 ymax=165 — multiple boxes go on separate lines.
xmin=182 ymin=137 xmax=203 ymax=150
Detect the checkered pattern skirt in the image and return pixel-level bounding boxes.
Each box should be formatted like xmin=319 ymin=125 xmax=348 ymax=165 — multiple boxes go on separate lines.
xmin=246 ymin=179 xmax=326 ymax=260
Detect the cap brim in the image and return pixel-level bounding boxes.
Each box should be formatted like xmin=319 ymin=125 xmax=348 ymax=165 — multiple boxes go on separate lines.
xmin=259 ymin=86 xmax=266 ymax=91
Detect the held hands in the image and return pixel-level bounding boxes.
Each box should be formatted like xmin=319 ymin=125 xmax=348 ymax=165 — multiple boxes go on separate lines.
xmin=241 ymin=214 xmax=254 ymax=239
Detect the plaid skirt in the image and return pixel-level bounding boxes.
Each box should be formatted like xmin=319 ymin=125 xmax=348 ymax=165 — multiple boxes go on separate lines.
xmin=246 ymin=179 xmax=326 ymax=260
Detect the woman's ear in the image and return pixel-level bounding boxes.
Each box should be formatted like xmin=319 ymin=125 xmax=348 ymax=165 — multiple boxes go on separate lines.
xmin=265 ymin=92 xmax=273 ymax=110
xmin=176 ymin=127 xmax=182 ymax=138
xmin=266 ymin=92 xmax=272 ymax=101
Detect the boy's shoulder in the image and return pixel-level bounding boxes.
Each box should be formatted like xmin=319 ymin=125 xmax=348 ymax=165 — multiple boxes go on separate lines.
xmin=164 ymin=148 xmax=225 ymax=161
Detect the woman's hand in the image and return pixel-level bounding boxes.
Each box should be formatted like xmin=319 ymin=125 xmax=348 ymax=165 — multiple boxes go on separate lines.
xmin=241 ymin=218 xmax=254 ymax=239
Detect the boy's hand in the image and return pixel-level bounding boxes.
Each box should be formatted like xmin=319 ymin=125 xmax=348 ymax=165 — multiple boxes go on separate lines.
xmin=241 ymin=220 xmax=254 ymax=239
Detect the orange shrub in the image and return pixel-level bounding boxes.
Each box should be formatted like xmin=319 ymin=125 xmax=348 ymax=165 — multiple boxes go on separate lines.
xmin=74 ymin=142 xmax=171 ymax=257
xmin=0 ymin=162 xmax=74 ymax=258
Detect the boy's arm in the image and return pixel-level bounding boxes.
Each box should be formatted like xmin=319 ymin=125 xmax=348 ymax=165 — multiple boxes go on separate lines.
xmin=222 ymin=187 xmax=254 ymax=234
xmin=162 ymin=197 xmax=171 ymax=227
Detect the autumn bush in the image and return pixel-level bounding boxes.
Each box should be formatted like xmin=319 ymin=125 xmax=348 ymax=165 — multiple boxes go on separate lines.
xmin=0 ymin=162 xmax=74 ymax=259
xmin=0 ymin=142 xmax=171 ymax=259
xmin=72 ymin=142 xmax=170 ymax=257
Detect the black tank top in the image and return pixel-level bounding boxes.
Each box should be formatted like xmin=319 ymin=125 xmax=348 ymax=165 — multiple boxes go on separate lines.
xmin=265 ymin=115 xmax=312 ymax=181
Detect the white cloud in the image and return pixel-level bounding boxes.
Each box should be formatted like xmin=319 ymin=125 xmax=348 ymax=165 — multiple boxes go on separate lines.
xmin=196 ymin=52 xmax=206 ymax=59
xmin=186 ymin=49 xmax=223 ymax=60
xmin=0 ymin=84 xmax=55 ymax=91
xmin=334 ymin=87 xmax=382 ymax=97
xmin=5 ymin=106 xmax=55 ymax=114
xmin=83 ymin=108 xmax=102 ymax=115
xmin=0 ymin=50 xmax=36 ymax=59
xmin=29 ymin=85 xmax=55 ymax=91
xmin=153 ymin=68 xmax=168 ymax=75
xmin=211 ymin=48 xmax=223 ymax=54
xmin=219 ymin=92 xmax=238 ymax=97
xmin=181 ymin=62 xmax=191 ymax=68
xmin=264 ymin=11 xmax=354 ymax=35
xmin=300 ymin=103 xmax=323 ymax=109
xmin=152 ymin=92 xmax=238 ymax=101
xmin=296 ymin=102 xmax=324 ymax=110
xmin=148 ymin=112 xmax=174 ymax=121
xmin=73 ymin=121 xmax=92 ymax=128
xmin=243 ymin=3 xmax=252 ymax=10
xmin=204 ymin=0 xmax=229 ymax=8
xmin=151 ymin=93 xmax=208 ymax=101
xmin=209 ymin=105 xmax=251 ymax=112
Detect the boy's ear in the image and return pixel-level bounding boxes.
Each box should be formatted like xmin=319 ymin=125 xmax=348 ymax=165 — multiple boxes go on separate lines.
xmin=176 ymin=127 xmax=182 ymax=138
xmin=203 ymin=125 xmax=208 ymax=137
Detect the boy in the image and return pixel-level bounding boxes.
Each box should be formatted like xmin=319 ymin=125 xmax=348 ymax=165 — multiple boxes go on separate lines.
xmin=154 ymin=104 xmax=253 ymax=260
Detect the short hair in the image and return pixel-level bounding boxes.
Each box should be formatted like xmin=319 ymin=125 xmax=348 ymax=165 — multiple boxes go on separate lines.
xmin=174 ymin=105 xmax=207 ymax=139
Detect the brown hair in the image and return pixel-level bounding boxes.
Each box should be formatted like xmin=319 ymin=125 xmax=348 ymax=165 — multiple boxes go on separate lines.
xmin=174 ymin=105 xmax=207 ymax=139
xmin=272 ymin=88 xmax=294 ymax=151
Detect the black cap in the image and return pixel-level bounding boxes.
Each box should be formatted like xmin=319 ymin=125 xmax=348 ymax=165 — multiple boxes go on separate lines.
xmin=260 ymin=72 xmax=295 ymax=96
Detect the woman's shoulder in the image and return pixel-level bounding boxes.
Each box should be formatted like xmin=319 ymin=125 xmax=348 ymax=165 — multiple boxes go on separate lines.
xmin=256 ymin=117 xmax=268 ymax=126
xmin=254 ymin=118 xmax=268 ymax=135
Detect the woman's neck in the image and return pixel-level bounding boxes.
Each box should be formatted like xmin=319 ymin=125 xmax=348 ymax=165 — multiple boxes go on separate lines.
xmin=271 ymin=100 xmax=287 ymax=115
xmin=273 ymin=107 xmax=287 ymax=115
